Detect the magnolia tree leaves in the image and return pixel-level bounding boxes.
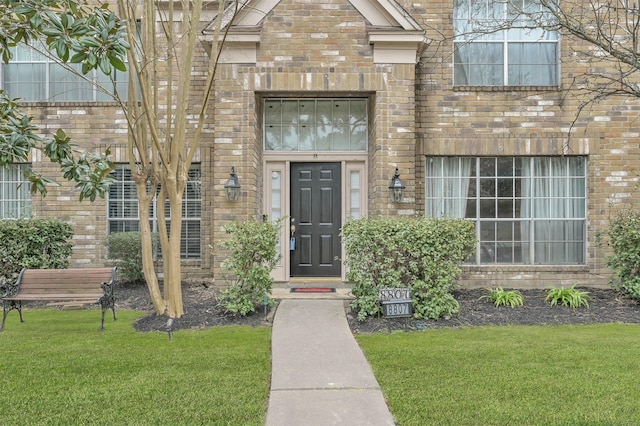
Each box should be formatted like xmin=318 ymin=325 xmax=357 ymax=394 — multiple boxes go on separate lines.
xmin=0 ymin=0 xmax=129 ymax=200
xmin=0 ymin=0 xmax=129 ymax=75
xmin=0 ymin=90 xmax=116 ymax=200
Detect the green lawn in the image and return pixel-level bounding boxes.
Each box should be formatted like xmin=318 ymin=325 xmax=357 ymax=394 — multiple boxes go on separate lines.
xmin=0 ymin=309 xmax=271 ymax=425
xmin=357 ymin=324 xmax=640 ymax=426
xmin=5 ymin=309 xmax=639 ymax=426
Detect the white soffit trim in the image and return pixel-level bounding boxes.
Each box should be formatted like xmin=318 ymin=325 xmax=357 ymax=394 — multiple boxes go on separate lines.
xmin=201 ymin=0 xmax=280 ymax=34
xmin=201 ymin=0 xmax=278 ymax=63
xmin=350 ymin=0 xmax=426 ymax=64
xmin=369 ymin=31 xmax=427 ymax=64
xmin=348 ymin=0 xmax=422 ymax=30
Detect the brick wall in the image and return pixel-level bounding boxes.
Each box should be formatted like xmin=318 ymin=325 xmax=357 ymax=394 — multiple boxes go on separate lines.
xmin=410 ymin=0 xmax=640 ymax=288
xmin=27 ymin=103 xmax=128 ymax=267
xmin=210 ymin=0 xmax=421 ymax=279
xmin=14 ymin=0 xmax=639 ymax=289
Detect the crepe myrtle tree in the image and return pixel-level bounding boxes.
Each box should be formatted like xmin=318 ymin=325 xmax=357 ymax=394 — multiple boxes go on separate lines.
xmin=1 ymin=0 xmax=242 ymax=319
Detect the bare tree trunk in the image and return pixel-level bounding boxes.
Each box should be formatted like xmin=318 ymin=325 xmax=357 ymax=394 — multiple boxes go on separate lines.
xmin=116 ymin=0 xmax=238 ymax=318
xmin=165 ymin=200 xmax=184 ymax=318
xmin=157 ymin=172 xmax=186 ymax=318
xmin=136 ymin=179 xmax=166 ymax=315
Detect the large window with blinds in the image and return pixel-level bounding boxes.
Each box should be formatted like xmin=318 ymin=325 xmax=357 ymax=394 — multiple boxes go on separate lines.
xmin=2 ymin=43 xmax=129 ymax=102
xmin=107 ymin=165 xmax=201 ymax=259
xmin=0 ymin=164 xmax=31 ymax=218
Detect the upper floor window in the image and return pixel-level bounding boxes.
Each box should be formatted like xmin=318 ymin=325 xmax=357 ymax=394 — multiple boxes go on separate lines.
xmin=1 ymin=43 xmax=128 ymax=102
xmin=453 ymin=0 xmax=558 ymax=86
xmin=264 ymin=98 xmax=368 ymax=151
xmin=107 ymin=164 xmax=201 ymax=259
xmin=0 ymin=164 xmax=31 ymax=218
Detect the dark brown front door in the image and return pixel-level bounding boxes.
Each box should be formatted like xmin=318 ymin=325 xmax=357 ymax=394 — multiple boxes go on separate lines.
xmin=290 ymin=163 xmax=341 ymax=277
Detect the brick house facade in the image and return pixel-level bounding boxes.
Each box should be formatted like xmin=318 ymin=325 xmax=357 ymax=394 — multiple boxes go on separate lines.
xmin=6 ymin=0 xmax=638 ymax=288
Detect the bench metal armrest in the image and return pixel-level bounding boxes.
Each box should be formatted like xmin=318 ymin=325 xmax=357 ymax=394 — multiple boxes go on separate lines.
xmin=0 ymin=268 xmax=25 ymax=298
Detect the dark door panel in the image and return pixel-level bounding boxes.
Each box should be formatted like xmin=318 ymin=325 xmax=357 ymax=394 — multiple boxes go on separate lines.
xmin=290 ymin=163 xmax=341 ymax=277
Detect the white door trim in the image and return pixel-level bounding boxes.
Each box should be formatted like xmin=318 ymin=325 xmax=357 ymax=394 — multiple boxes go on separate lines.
xmin=264 ymin=155 xmax=368 ymax=283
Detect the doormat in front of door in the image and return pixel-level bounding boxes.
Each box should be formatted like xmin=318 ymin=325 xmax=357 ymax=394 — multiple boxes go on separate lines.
xmin=290 ymin=287 xmax=336 ymax=293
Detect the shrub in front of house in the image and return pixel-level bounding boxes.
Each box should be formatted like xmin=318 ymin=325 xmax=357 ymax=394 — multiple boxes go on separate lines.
xmin=342 ymin=216 xmax=476 ymax=321
xmin=218 ymin=218 xmax=282 ymax=316
xmin=106 ymin=231 xmax=158 ymax=283
xmin=598 ymin=207 xmax=640 ymax=301
xmin=0 ymin=218 xmax=73 ymax=286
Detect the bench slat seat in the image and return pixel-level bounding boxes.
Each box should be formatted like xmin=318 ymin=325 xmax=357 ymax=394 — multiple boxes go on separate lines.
xmin=1 ymin=267 xmax=118 ymax=331
xmin=3 ymin=295 xmax=102 ymax=301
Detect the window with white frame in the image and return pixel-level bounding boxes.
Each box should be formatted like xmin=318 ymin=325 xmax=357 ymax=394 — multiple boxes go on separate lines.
xmin=0 ymin=164 xmax=31 ymax=218
xmin=264 ymin=98 xmax=368 ymax=151
xmin=107 ymin=164 xmax=201 ymax=259
xmin=426 ymin=157 xmax=586 ymax=265
xmin=2 ymin=43 xmax=128 ymax=102
xmin=453 ymin=0 xmax=558 ymax=86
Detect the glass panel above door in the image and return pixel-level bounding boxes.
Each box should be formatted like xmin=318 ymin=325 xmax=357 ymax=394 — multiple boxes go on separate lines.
xmin=264 ymin=98 xmax=368 ymax=151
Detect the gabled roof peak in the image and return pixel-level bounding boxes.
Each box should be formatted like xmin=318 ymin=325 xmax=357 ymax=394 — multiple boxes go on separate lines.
xmin=203 ymin=0 xmax=422 ymax=33
xmin=201 ymin=0 xmax=426 ymax=64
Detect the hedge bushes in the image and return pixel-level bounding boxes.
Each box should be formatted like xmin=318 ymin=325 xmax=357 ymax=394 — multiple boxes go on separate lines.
xmin=106 ymin=232 xmax=158 ymax=283
xmin=342 ymin=217 xmax=476 ymax=320
xmin=218 ymin=218 xmax=282 ymax=315
xmin=0 ymin=218 xmax=73 ymax=284
xmin=598 ymin=208 xmax=640 ymax=301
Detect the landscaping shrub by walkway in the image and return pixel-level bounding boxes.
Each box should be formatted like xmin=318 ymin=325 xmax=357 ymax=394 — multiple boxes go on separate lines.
xmin=599 ymin=207 xmax=640 ymax=301
xmin=342 ymin=217 xmax=475 ymax=320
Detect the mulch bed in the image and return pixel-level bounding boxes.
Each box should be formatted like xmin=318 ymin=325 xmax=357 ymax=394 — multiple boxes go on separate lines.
xmin=116 ymin=282 xmax=273 ymax=332
xmin=348 ymin=287 xmax=640 ymax=334
xmin=113 ymin=282 xmax=640 ymax=334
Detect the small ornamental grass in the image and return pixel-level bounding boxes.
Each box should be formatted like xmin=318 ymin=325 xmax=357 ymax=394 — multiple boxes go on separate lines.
xmin=480 ymin=287 xmax=524 ymax=308
xmin=545 ymin=285 xmax=590 ymax=309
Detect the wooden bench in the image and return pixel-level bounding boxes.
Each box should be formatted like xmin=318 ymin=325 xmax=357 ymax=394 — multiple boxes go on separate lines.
xmin=0 ymin=267 xmax=118 ymax=332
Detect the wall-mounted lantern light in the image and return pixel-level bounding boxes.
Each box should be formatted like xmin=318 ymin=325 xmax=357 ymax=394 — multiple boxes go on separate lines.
xmin=388 ymin=167 xmax=405 ymax=203
xmin=224 ymin=167 xmax=241 ymax=201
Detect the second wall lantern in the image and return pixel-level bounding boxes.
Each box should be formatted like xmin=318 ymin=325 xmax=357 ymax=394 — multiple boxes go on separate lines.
xmin=388 ymin=167 xmax=405 ymax=203
xmin=224 ymin=167 xmax=241 ymax=201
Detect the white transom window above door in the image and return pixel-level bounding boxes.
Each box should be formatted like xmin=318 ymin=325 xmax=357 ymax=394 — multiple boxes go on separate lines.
xmin=264 ymin=98 xmax=368 ymax=152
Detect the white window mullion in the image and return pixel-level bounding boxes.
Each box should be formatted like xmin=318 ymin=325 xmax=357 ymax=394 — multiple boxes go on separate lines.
xmin=528 ymin=157 xmax=535 ymax=265
xmin=45 ymin=62 xmax=51 ymax=100
xmin=474 ymin=158 xmax=482 ymax=264
xmin=503 ymin=40 xmax=509 ymax=85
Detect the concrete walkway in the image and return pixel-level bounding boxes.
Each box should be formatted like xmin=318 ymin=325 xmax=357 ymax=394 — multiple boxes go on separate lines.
xmin=265 ymin=299 xmax=396 ymax=425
